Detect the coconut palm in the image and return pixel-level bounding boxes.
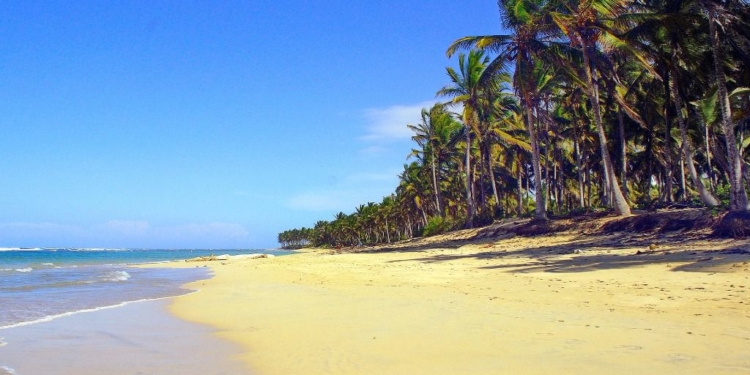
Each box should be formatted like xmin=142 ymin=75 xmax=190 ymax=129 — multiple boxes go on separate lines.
xmin=546 ymin=0 xmax=651 ymax=215
xmin=486 ymin=82 xmax=530 ymax=211
xmin=446 ymin=0 xmax=560 ymax=220
xmin=278 ymin=0 xmax=750 ymax=248
xmin=408 ymin=104 xmax=463 ymax=218
xmin=624 ymin=0 xmax=721 ymax=205
xmin=436 ymin=50 xmax=492 ymax=227
xmin=701 ymin=0 xmax=749 ymax=210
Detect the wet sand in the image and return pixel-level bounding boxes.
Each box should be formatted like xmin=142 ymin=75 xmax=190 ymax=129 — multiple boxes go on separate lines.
xmin=169 ymin=231 xmax=750 ymax=375
xmin=0 ymin=298 xmax=249 ymax=375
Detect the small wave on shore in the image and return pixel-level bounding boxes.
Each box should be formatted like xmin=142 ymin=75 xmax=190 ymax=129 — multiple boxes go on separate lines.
xmin=0 ymin=265 xmax=211 ymax=330
xmin=0 ymin=365 xmax=19 ymax=375
xmin=101 ymin=270 xmax=130 ymax=282
xmin=0 ymin=248 xmax=282 ymax=330
xmin=0 ymin=297 xmax=171 ymax=330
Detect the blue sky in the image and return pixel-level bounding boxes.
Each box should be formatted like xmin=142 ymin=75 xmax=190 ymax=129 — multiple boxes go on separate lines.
xmin=0 ymin=1 xmax=502 ymax=249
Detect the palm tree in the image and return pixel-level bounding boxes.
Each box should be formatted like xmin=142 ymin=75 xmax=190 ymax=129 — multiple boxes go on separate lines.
xmin=701 ymin=0 xmax=749 ymax=211
xmin=397 ymin=162 xmax=432 ymax=226
xmin=446 ymin=0 xmax=557 ymax=220
xmin=625 ymin=0 xmax=721 ymax=206
xmin=278 ymin=0 xmax=750 ymax=247
xmin=548 ymin=0 xmax=645 ymax=215
xmin=492 ymin=102 xmax=534 ymax=214
xmin=487 ymin=82 xmax=530 ymax=211
xmin=690 ymin=87 xmax=720 ymax=191
xmin=436 ymin=50 xmax=491 ymax=227
xmin=408 ymin=104 xmax=463 ymax=218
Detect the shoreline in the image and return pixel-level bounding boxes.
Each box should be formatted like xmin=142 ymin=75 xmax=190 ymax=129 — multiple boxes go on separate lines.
xmin=166 ymin=230 xmax=750 ymax=374
xmin=0 ymin=298 xmax=249 ymax=375
xmin=0 ymin=294 xmax=181 ymax=331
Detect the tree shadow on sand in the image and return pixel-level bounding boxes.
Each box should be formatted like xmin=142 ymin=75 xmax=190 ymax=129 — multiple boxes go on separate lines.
xmin=357 ymin=209 xmax=750 ymax=274
xmin=382 ymin=232 xmax=747 ymax=273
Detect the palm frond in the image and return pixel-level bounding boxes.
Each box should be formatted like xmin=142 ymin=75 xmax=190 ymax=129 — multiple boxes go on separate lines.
xmin=493 ymin=127 xmax=532 ymax=152
xmin=447 ymin=35 xmax=512 ymax=57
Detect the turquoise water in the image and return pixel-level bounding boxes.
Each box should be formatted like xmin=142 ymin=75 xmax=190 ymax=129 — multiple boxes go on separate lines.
xmin=0 ymin=248 xmax=289 ymax=329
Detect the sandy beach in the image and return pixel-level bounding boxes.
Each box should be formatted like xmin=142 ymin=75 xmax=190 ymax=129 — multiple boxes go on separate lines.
xmin=168 ymin=214 xmax=750 ymax=375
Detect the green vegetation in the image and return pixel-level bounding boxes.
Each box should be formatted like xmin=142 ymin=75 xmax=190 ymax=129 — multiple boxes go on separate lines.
xmin=279 ymin=0 xmax=750 ymax=249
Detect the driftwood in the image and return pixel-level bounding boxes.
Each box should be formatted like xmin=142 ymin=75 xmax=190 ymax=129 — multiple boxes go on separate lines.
xmin=184 ymin=253 xmax=274 ymax=262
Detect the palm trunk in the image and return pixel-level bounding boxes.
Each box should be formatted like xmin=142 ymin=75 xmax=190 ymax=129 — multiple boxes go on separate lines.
xmin=618 ymin=108 xmax=628 ymax=197
xmin=542 ymin=105 xmax=551 ymax=213
xmin=464 ymin=130 xmax=476 ymax=227
xmin=670 ymin=66 xmax=720 ymax=206
xmin=385 ymin=217 xmax=391 ymax=244
xmin=517 ymin=167 xmax=524 ymax=216
xmin=558 ymin=161 xmax=565 ymax=212
xmin=574 ymin=117 xmax=585 ymax=208
xmin=553 ymin=160 xmax=559 ymax=213
xmin=477 ymin=142 xmax=487 ymax=212
xmin=524 ymin=95 xmax=547 ymax=220
xmin=475 ymin=164 xmax=481 ymax=211
xmin=487 ymin=147 xmax=501 ymax=208
xmin=680 ymin=157 xmax=687 ymax=201
xmin=699 ymin=107 xmax=717 ymax=192
xmin=585 ymin=157 xmax=592 ymax=208
xmin=708 ymin=9 xmax=748 ymax=211
xmin=601 ymin=154 xmax=611 ymax=206
xmin=663 ymin=72 xmax=674 ymax=203
xmin=582 ymin=45 xmax=631 ymax=215
xmin=430 ymin=153 xmax=444 ymax=217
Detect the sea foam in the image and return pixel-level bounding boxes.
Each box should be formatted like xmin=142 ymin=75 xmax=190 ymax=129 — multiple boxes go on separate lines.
xmin=0 ymin=247 xmax=42 ymax=251
xmin=0 ymin=297 xmax=175 ymax=330
xmin=101 ymin=271 xmax=130 ymax=282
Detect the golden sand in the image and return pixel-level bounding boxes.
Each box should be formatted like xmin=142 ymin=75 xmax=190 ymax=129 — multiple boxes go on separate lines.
xmin=169 ymin=231 xmax=750 ymax=375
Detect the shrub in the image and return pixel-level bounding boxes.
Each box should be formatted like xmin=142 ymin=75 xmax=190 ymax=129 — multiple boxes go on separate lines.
xmin=423 ymin=216 xmax=452 ymax=237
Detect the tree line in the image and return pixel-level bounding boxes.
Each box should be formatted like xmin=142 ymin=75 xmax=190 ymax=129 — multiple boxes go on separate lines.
xmin=279 ymin=0 xmax=749 ymax=249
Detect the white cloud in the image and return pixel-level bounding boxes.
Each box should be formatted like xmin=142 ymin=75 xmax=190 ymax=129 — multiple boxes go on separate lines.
xmin=360 ymin=100 xmax=440 ymax=141
xmin=285 ymin=101 xmax=446 ymax=215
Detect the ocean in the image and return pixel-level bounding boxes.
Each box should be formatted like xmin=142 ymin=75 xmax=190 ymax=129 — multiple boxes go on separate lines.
xmin=0 ymin=248 xmax=289 ymax=330
xmin=0 ymin=248 xmax=289 ymax=374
